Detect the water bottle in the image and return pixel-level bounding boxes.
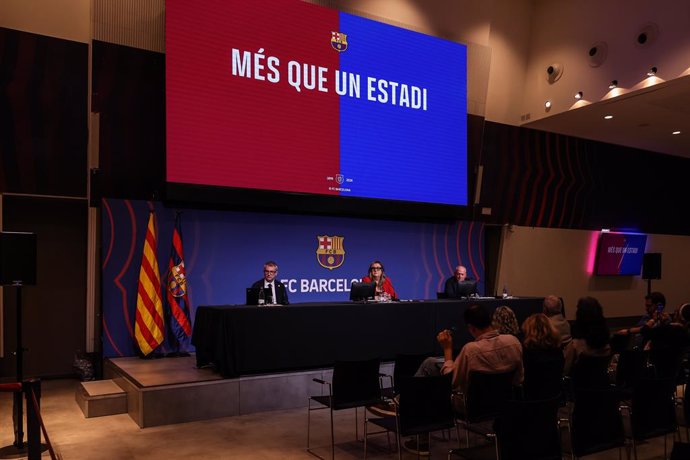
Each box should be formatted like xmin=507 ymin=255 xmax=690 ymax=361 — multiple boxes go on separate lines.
xmin=502 ymin=285 xmax=508 ymax=299
xmin=258 ymin=287 xmax=265 ymax=306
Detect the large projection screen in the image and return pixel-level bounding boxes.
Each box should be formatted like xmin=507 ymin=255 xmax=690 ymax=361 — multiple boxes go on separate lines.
xmin=166 ymin=0 xmax=468 ymax=214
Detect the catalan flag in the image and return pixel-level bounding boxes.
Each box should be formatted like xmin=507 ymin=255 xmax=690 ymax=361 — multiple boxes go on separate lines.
xmin=165 ymin=212 xmax=192 ymax=348
xmin=134 ymin=211 xmax=165 ymax=356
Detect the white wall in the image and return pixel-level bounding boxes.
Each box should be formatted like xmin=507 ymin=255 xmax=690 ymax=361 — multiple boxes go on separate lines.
xmin=498 ymin=225 xmax=690 ymax=320
xmin=521 ymin=0 xmax=690 ymax=124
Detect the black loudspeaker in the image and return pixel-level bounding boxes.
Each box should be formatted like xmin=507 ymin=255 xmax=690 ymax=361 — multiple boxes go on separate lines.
xmin=642 ymin=252 xmax=661 ymax=280
xmin=0 ymin=232 xmax=37 ymax=285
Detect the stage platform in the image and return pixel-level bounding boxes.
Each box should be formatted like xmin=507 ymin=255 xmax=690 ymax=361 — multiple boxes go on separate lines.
xmin=102 ymin=355 xmax=395 ymax=428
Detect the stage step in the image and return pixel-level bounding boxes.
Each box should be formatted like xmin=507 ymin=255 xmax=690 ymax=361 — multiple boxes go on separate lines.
xmin=76 ymin=379 xmax=127 ymax=418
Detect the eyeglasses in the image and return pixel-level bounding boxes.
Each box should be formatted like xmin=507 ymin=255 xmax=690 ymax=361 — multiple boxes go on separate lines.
xmin=264 ymin=270 xmax=277 ymax=274
xmin=370 ymin=267 xmax=383 ymax=271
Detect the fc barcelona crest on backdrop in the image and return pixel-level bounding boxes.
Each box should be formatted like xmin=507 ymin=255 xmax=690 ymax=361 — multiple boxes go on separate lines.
xmin=331 ymin=31 xmax=348 ymax=52
xmin=316 ymin=235 xmax=345 ymax=270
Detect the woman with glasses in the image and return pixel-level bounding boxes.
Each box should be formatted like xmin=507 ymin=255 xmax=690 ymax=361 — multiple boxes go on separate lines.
xmin=362 ymin=260 xmax=398 ymax=301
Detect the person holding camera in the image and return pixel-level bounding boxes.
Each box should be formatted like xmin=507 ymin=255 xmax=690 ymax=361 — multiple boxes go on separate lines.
xmin=401 ymin=304 xmax=523 ymax=455
xmin=413 ymin=305 xmax=523 ymax=386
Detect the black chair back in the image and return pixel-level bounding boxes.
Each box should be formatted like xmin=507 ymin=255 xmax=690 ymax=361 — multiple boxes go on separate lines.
xmin=631 ymin=377 xmax=677 ymax=440
xmin=522 ymin=348 xmax=564 ymax=400
xmin=332 ymin=358 xmax=381 ymax=409
xmin=610 ymin=333 xmax=632 ymax=354
xmin=571 ymin=354 xmax=612 ymax=390
xmin=615 ymin=349 xmax=649 ymax=389
xmin=649 ymin=345 xmax=684 ymax=381
xmin=494 ymin=396 xmax=562 ymax=460
xmin=685 ymin=378 xmax=690 ymax=428
xmin=396 ymin=374 xmax=455 ymax=436
xmin=571 ymin=387 xmax=625 ymax=457
xmin=464 ymin=370 xmax=515 ymax=422
xmin=436 ymin=291 xmax=448 ymax=299
xmin=393 ymin=353 xmax=430 ymax=393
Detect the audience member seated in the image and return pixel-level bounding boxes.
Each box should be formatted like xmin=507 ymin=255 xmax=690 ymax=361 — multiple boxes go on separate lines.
xmin=416 ymin=304 xmax=523 ymax=398
xmin=639 ymin=303 xmax=690 ymax=380
xmin=407 ymin=304 xmax=523 ymax=454
xmin=543 ymin=295 xmax=572 ymax=346
xmin=521 ymin=313 xmax=565 ymax=399
xmin=444 ymin=265 xmax=477 ymax=298
xmin=615 ymin=291 xmax=667 ymax=348
xmin=563 ymin=296 xmax=612 ymax=376
xmin=362 ymin=260 xmax=398 ymax=301
xmin=492 ymin=305 xmax=522 ymax=342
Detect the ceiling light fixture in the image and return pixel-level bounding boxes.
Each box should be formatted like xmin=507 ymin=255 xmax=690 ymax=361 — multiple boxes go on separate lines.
xmin=608 ymin=80 xmax=618 ymax=89
xmin=672 ymin=130 xmax=681 ymax=135
xmin=575 ymin=91 xmax=583 ymax=99
xmin=544 ymin=100 xmax=552 ymax=109
xmin=647 ymin=66 xmax=657 ymax=77
xmin=604 ymin=115 xmax=613 ymax=120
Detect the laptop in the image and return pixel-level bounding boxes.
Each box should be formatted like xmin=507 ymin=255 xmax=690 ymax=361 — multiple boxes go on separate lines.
xmin=349 ymin=281 xmax=376 ymax=302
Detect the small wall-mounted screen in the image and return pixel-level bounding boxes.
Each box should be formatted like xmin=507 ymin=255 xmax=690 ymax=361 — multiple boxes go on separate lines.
xmin=594 ymin=232 xmax=647 ymax=276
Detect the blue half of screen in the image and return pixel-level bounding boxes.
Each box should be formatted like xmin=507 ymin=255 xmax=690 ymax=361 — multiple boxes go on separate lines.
xmin=338 ymin=12 xmax=468 ymax=206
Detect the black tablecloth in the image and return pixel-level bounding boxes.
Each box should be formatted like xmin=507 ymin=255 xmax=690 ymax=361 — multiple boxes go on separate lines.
xmin=192 ymin=297 xmax=543 ymax=378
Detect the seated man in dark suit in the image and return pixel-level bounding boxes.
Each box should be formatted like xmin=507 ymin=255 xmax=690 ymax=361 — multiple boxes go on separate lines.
xmin=444 ymin=265 xmax=477 ymax=298
xmin=251 ymin=260 xmax=289 ymax=304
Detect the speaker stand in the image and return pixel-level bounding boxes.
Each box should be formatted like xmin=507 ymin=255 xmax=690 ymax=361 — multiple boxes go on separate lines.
xmin=4 ymin=282 xmax=25 ymax=452
xmin=646 ymin=278 xmax=652 ymax=296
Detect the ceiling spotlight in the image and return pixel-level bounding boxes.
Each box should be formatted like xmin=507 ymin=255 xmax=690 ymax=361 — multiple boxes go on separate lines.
xmin=544 ymin=100 xmax=552 ymax=108
xmin=672 ymin=130 xmax=681 ymax=135
xmin=604 ymin=115 xmax=613 ymax=120
xmin=608 ymin=80 xmax=618 ymax=89
xmin=647 ymin=66 xmax=657 ymax=77
xmin=575 ymin=91 xmax=583 ymax=99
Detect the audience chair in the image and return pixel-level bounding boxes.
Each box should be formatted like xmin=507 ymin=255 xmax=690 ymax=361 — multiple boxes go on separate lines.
xmin=649 ymin=344 xmax=685 ymax=381
xmin=610 ymin=333 xmax=632 ymax=355
xmin=670 ymin=441 xmax=690 ymax=460
xmin=378 ymin=352 xmax=432 ymax=399
xmin=437 ymin=292 xmax=448 ymax=299
xmin=566 ymin=387 xmax=627 ymax=459
xmin=363 ymin=374 xmax=457 ymax=460
xmin=615 ymin=349 xmax=650 ymax=393
xmin=565 ymin=354 xmax=613 ymax=400
xmin=495 ymin=395 xmax=562 ymax=460
xmin=454 ymin=370 xmax=516 ymax=453
xmin=682 ymin=378 xmax=690 ymax=442
xmin=449 ymin=395 xmax=562 ymax=460
xmin=624 ymin=377 xmax=679 ymax=460
xmin=522 ymin=352 xmax=565 ymax=400
xmin=380 ymin=352 xmax=432 ymax=399
xmin=307 ymin=358 xmax=383 ymax=459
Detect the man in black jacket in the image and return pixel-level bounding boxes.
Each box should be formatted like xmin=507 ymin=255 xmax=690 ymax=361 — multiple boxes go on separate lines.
xmin=444 ymin=265 xmax=476 ymax=298
xmin=251 ymin=260 xmax=289 ymax=304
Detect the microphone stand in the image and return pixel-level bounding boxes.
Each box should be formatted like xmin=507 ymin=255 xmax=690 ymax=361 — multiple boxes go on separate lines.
xmin=0 ymin=281 xmax=48 ymax=458
xmin=13 ymin=281 xmax=25 ymax=449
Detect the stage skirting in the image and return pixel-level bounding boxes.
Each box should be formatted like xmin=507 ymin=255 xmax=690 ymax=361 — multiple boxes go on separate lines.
xmin=192 ymin=298 xmax=543 ymax=378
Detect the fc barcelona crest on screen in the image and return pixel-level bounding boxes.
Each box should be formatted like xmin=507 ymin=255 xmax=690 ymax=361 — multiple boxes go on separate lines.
xmin=316 ymin=235 xmax=345 ymax=270
xmin=331 ymin=31 xmax=348 ymax=52
xmin=168 ymin=262 xmax=187 ymax=298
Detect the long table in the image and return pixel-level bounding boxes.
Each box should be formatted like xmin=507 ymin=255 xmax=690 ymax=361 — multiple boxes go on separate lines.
xmin=192 ymin=297 xmax=543 ymax=378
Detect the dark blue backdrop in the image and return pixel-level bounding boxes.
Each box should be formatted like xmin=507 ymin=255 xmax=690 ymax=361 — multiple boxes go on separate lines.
xmin=101 ymin=198 xmax=484 ymax=357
